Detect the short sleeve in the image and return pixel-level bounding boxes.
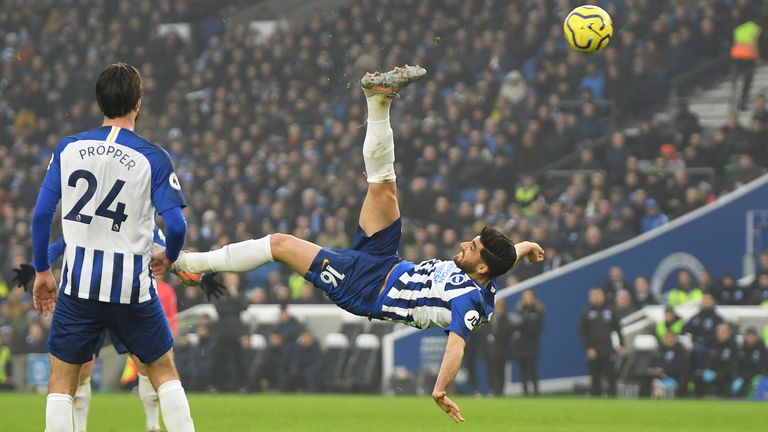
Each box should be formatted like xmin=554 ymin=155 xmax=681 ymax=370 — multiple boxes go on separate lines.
xmin=41 ymin=147 xmax=62 ymax=195
xmin=149 ymin=149 xmax=186 ymax=214
xmin=445 ymin=292 xmax=482 ymax=343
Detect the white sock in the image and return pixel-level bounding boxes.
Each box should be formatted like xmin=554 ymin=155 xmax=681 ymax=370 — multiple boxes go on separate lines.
xmin=157 ymin=380 xmax=195 ymax=432
xmin=46 ymin=393 xmax=74 ymax=432
xmin=363 ymin=95 xmax=396 ymax=183
xmin=138 ymin=374 xmax=161 ymax=431
xmin=72 ymin=378 xmax=91 ymax=432
xmin=175 ymin=236 xmax=273 ymax=273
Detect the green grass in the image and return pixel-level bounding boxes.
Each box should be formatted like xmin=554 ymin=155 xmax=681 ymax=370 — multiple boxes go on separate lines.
xmin=1 ymin=393 xmax=766 ymax=431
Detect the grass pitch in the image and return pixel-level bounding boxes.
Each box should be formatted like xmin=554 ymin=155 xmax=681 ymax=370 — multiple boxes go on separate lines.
xmin=1 ymin=393 xmax=766 ymax=431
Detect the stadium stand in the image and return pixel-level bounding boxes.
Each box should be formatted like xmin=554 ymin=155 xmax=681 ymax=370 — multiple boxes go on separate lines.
xmin=1 ymin=0 xmax=768 ymax=395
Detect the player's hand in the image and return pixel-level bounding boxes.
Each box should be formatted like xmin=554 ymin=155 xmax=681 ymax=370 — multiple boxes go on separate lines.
xmin=432 ymin=391 xmax=465 ymax=423
xmin=525 ymin=242 xmax=545 ymax=263
xmin=32 ymin=270 xmax=58 ymax=317
xmin=150 ymin=251 xmax=171 ymax=276
xmin=13 ymin=263 xmax=36 ymax=291
xmin=200 ymin=273 xmax=226 ymax=301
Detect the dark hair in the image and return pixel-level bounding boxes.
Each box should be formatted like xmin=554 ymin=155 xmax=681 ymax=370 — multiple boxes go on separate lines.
xmin=95 ymin=63 xmax=143 ymax=118
xmin=479 ymin=227 xmax=517 ymax=278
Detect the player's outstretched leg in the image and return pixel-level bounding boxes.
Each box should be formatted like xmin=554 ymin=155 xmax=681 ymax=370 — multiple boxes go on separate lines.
xmin=358 ymin=65 xmax=426 ymax=236
xmin=73 ymin=358 xmax=95 ymax=432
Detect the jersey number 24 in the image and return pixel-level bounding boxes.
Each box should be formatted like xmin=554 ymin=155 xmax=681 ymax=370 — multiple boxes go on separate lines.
xmin=63 ymin=169 xmax=128 ymax=232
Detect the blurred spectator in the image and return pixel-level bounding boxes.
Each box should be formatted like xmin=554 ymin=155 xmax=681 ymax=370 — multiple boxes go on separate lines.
xmin=18 ymin=321 xmax=46 ymax=354
xmin=667 ymin=270 xmax=703 ymax=307
xmin=716 ymin=272 xmax=749 ymax=305
xmin=602 ymin=266 xmax=630 ymax=306
xmin=483 ymin=298 xmax=513 ymax=397
xmin=698 ymin=270 xmax=716 ymax=295
xmin=750 ymin=271 xmax=768 ymax=306
xmin=176 ymin=315 xmax=215 ymax=392
xmin=614 ymin=290 xmax=635 ymax=321
xmin=285 ymin=331 xmax=323 ymax=392
xmin=656 ymin=306 xmax=684 ymax=343
xmin=641 ymin=199 xmax=669 ymax=233
xmin=632 ymin=276 xmax=658 ymax=308
xmin=0 ymin=326 xmax=13 ymax=389
xmin=684 ymin=294 xmax=725 ymax=350
xmin=730 ymin=154 xmax=766 ymax=188
xmin=648 ymin=332 xmax=689 ymax=399
xmin=510 ymin=292 xmax=544 ymax=396
xmin=213 ymin=273 xmax=248 ymax=391
xmin=248 ymin=332 xmax=288 ymax=392
xmin=579 ymin=288 xmax=625 ymax=397
xmin=693 ymin=323 xmax=738 ymax=397
xmin=735 ymin=327 xmax=767 ymax=396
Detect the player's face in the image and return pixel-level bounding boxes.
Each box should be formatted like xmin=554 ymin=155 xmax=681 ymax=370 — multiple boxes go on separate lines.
xmin=453 ymin=236 xmax=485 ymax=274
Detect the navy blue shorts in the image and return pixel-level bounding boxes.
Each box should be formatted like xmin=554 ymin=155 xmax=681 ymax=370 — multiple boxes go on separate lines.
xmin=95 ymin=330 xmax=128 ymax=357
xmin=306 ymin=219 xmax=402 ymax=317
xmin=47 ymin=294 xmax=172 ymax=365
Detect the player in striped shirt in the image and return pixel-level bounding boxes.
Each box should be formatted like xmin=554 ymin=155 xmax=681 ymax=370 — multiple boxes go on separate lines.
xmin=17 ymin=228 xmax=220 ymax=432
xmin=153 ymin=65 xmax=544 ymax=423
xmin=32 ymin=63 xmax=195 ymax=432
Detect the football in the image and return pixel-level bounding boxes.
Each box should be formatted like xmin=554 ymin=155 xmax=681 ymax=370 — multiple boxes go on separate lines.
xmin=563 ymin=5 xmax=613 ymax=53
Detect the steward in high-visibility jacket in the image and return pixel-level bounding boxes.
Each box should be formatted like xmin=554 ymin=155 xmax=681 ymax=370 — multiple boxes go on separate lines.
xmin=731 ymin=20 xmax=762 ymax=61
xmin=731 ymin=19 xmax=764 ymax=109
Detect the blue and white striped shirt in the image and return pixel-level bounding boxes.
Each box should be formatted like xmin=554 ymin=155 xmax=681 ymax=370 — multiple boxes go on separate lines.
xmin=373 ymin=259 xmax=496 ymax=341
xmin=39 ymin=126 xmax=186 ymax=304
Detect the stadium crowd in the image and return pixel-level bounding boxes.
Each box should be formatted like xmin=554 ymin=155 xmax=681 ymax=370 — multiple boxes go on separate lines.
xmin=575 ymin=262 xmax=768 ymax=399
xmin=1 ymin=0 xmax=768 ymax=392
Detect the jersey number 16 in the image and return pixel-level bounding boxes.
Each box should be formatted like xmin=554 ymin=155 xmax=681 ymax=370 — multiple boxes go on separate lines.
xmin=63 ymin=169 xmax=129 ymax=232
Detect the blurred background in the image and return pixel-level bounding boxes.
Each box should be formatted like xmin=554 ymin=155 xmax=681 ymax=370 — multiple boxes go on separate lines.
xmin=0 ymin=0 xmax=767 ymax=400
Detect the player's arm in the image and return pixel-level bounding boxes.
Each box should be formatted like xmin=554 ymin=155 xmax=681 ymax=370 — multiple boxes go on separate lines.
xmin=514 ymin=241 xmax=545 ymax=263
xmin=160 ymin=206 xmax=186 ymax=263
xmin=31 ymin=148 xmax=64 ymax=316
xmin=432 ymin=331 xmax=466 ymax=424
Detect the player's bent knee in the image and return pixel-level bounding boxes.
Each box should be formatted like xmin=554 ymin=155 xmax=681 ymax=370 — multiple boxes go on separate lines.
xmin=269 ymin=233 xmax=295 ymax=257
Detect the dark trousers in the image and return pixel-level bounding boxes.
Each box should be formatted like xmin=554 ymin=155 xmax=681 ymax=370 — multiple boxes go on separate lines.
xmin=215 ymin=338 xmax=244 ymax=391
xmin=733 ymin=59 xmax=757 ymax=109
xmin=588 ymin=354 xmax=617 ymax=396
xmin=485 ymin=355 xmax=506 ymax=396
xmin=517 ymin=357 xmax=540 ymax=396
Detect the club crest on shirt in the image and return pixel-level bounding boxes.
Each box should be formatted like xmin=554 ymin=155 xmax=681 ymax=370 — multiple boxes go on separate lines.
xmin=450 ymin=274 xmax=469 ymax=285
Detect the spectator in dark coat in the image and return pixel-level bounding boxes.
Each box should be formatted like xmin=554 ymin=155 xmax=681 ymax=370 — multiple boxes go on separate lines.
xmin=249 ymin=332 xmax=289 ymax=392
xmin=214 ymin=274 xmax=249 ymax=391
xmin=482 ymin=298 xmax=514 ymax=396
xmin=176 ymin=317 xmax=216 ymax=391
xmin=614 ymin=289 xmax=636 ymax=322
xmin=684 ymin=293 xmax=724 ymax=351
xmin=632 ymin=276 xmax=658 ymax=308
xmin=648 ymin=332 xmax=689 ymax=398
xmin=693 ymin=323 xmax=739 ymax=397
xmin=716 ymin=273 xmax=749 ymax=305
xmin=286 ymin=331 xmax=323 ymax=392
xmin=579 ymin=287 xmax=625 ymax=397
xmin=602 ymin=266 xmax=631 ymax=306
xmin=735 ymin=327 xmax=768 ymax=396
xmin=510 ymin=291 xmax=544 ymax=396
xmin=749 ymin=271 xmax=768 ymax=306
